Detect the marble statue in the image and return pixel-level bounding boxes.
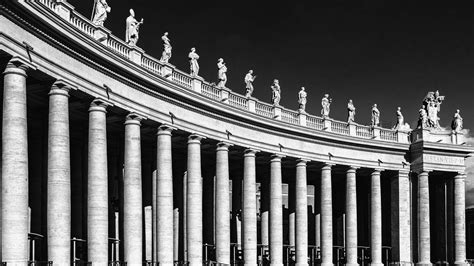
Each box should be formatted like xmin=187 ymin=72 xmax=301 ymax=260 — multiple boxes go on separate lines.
xmin=271 ymin=79 xmax=281 ymax=106
xmin=321 ymin=94 xmax=331 ymax=118
xmin=451 ymin=109 xmax=463 ymax=132
xmin=188 ymin=48 xmax=200 ymax=76
xmin=160 ymin=32 xmax=172 ymax=63
xmin=420 ymin=90 xmax=445 ymax=128
xmin=298 ymin=87 xmax=307 ymax=113
xmin=393 ymin=107 xmax=410 ymax=130
xmin=418 ymin=106 xmax=429 ymax=129
xmin=244 ymin=70 xmax=256 ymax=98
xmin=347 ymin=99 xmax=356 ymax=123
xmin=217 ymin=58 xmax=227 ymax=89
xmin=92 ymin=0 xmax=111 ymax=26
xmin=125 ymin=9 xmax=143 ymax=46
xmin=371 ymin=104 xmax=380 ymax=127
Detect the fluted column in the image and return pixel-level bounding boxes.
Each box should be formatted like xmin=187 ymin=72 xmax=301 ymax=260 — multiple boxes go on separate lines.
xmin=216 ymin=142 xmax=232 ymax=264
xmin=2 ymin=57 xmax=33 ymax=265
xmin=47 ymin=81 xmax=73 ymax=265
xmin=187 ymin=134 xmax=204 ymax=266
xmin=295 ymin=159 xmax=308 ymax=266
xmin=346 ymin=167 xmax=358 ymax=266
xmin=156 ymin=124 xmax=176 ymax=266
xmin=87 ymin=98 xmax=112 ymax=266
xmin=270 ymin=154 xmax=284 ymax=266
xmin=454 ymin=173 xmax=467 ymax=266
xmin=123 ymin=113 xmax=145 ymax=266
xmin=243 ymin=149 xmax=259 ymax=266
xmin=417 ymin=171 xmax=431 ymax=266
xmin=320 ymin=163 xmax=333 ymax=266
xmin=370 ymin=169 xmax=383 ymax=266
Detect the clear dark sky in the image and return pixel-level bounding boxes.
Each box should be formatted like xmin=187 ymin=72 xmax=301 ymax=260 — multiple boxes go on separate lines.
xmin=69 ymin=0 xmax=474 ymax=129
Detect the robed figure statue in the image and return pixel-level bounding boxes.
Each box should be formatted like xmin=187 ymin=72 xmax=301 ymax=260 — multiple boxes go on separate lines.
xmin=92 ymin=0 xmax=111 ymax=26
xmin=125 ymin=9 xmax=143 ymax=46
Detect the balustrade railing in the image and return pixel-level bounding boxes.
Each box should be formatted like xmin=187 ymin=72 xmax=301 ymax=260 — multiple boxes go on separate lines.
xmin=380 ymin=128 xmax=398 ymax=141
xmin=171 ymin=69 xmax=192 ymax=89
xmin=37 ymin=0 xmax=55 ymax=10
xmin=201 ymin=82 xmax=221 ymax=100
xmin=69 ymin=11 xmax=95 ymax=37
xmin=281 ymin=109 xmax=299 ymax=125
xmin=255 ymin=102 xmax=273 ymax=118
xmin=106 ymin=36 xmax=131 ymax=59
xmin=141 ymin=54 xmax=163 ymax=75
xmin=331 ymin=120 xmax=350 ymax=135
xmin=307 ymin=115 xmax=324 ymax=130
xmin=356 ymin=125 xmax=373 ymax=138
xmin=228 ymin=93 xmax=248 ymax=110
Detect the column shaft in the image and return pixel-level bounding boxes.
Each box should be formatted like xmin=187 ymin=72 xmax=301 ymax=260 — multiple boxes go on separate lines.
xmin=270 ymin=155 xmax=283 ymax=266
xmin=320 ymin=164 xmax=333 ymax=266
xmin=47 ymin=83 xmax=71 ymax=265
xmin=295 ymin=160 xmax=308 ymax=266
xmin=346 ymin=167 xmax=358 ymax=266
xmin=123 ymin=114 xmax=144 ymax=266
xmin=215 ymin=142 xmax=231 ymax=264
xmin=417 ymin=171 xmax=431 ymax=266
xmin=87 ymin=99 xmax=110 ymax=266
xmin=454 ymin=174 xmax=467 ymax=265
xmin=187 ymin=135 xmax=203 ymax=266
xmin=390 ymin=171 xmax=412 ymax=265
xmin=243 ymin=149 xmax=258 ymax=266
xmin=371 ymin=170 xmax=383 ymax=266
xmin=2 ymin=59 xmax=30 ymax=264
xmin=157 ymin=125 xmax=175 ymax=265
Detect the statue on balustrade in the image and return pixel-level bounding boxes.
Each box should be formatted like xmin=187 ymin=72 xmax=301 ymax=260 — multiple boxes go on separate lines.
xmin=271 ymin=79 xmax=281 ymax=106
xmin=244 ymin=70 xmax=256 ymax=98
xmin=420 ymin=90 xmax=445 ymax=129
xmin=298 ymin=87 xmax=307 ymax=113
xmin=188 ymin=48 xmax=200 ymax=76
xmin=92 ymin=0 xmax=111 ymax=26
xmin=371 ymin=104 xmax=380 ymax=127
xmin=321 ymin=94 xmax=332 ymax=118
xmin=451 ymin=109 xmax=463 ymax=132
xmin=393 ymin=107 xmax=411 ymax=130
xmin=125 ymin=9 xmax=143 ymax=46
xmin=347 ymin=99 xmax=356 ymax=123
xmin=160 ymin=32 xmax=172 ymax=63
xmin=217 ymin=58 xmax=227 ymax=89
xmin=417 ymin=106 xmax=429 ymax=129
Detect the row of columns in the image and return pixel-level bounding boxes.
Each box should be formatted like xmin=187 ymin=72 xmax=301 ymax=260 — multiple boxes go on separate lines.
xmin=0 ymin=57 xmax=469 ymax=266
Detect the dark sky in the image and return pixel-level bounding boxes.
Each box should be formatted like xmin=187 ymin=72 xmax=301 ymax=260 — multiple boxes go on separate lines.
xmin=68 ymin=0 xmax=474 ymax=130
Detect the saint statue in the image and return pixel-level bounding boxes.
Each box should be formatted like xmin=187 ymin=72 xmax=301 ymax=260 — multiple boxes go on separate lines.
xmin=451 ymin=109 xmax=463 ymax=132
xmin=321 ymin=94 xmax=332 ymax=118
xmin=420 ymin=90 xmax=445 ymax=128
xmin=371 ymin=104 xmax=380 ymax=127
xmin=298 ymin=87 xmax=307 ymax=113
xmin=347 ymin=99 xmax=356 ymax=123
xmin=92 ymin=0 xmax=111 ymax=27
xmin=217 ymin=58 xmax=227 ymax=89
xmin=160 ymin=32 xmax=172 ymax=63
xmin=271 ymin=79 xmax=281 ymax=106
xmin=244 ymin=70 xmax=256 ymax=98
xmin=125 ymin=9 xmax=143 ymax=46
xmin=188 ymin=48 xmax=200 ymax=76
xmin=417 ymin=105 xmax=428 ymax=129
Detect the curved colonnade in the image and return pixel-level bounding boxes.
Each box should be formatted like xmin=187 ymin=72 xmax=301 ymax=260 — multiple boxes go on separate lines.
xmin=0 ymin=1 xmax=472 ymax=266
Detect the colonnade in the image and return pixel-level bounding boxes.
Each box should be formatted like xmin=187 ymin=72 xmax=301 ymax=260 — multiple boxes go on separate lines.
xmin=0 ymin=57 xmax=469 ymax=266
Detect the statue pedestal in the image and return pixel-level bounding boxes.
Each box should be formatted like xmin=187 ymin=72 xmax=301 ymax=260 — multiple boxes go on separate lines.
xmin=247 ymin=98 xmax=256 ymax=113
xmin=93 ymin=27 xmax=110 ymax=45
xmin=323 ymin=118 xmax=332 ymax=132
xmin=191 ymin=76 xmax=203 ymax=94
xmin=411 ymin=128 xmax=455 ymax=144
xmin=129 ymin=47 xmax=144 ymax=65
xmin=272 ymin=105 xmax=281 ymax=120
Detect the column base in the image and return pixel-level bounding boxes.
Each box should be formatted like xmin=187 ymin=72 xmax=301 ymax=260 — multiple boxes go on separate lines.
xmin=320 ymin=263 xmax=334 ymax=266
xmin=415 ymin=262 xmax=432 ymax=266
xmin=296 ymin=263 xmax=310 ymax=266
xmin=390 ymin=262 xmax=414 ymax=266
xmin=345 ymin=263 xmax=360 ymax=266
xmin=370 ymin=263 xmax=384 ymax=266
xmin=454 ymin=262 xmax=469 ymax=266
xmin=270 ymin=263 xmax=284 ymax=266
xmin=244 ymin=264 xmax=258 ymax=266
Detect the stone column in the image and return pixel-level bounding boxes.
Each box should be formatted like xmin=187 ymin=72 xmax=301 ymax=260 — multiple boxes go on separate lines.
xmin=417 ymin=171 xmax=431 ymax=266
xmin=157 ymin=124 xmax=176 ymax=266
xmin=215 ymin=142 xmax=231 ymax=264
xmin=187 ymin=134 xmax=204 ymax=266
xmin=391 ymin=170 xmax=412 ymax=266
xmin=345 ymin=167 xmax=358 ymax=266
xmin=260 ymin=181 xmax=269 ymax=247
xmin=152 ymin=170 xmax=157 ymax=262
xmin=270 ymin=154 xmax=284 ymax=266
xmin=47 ymin=81 xmax=73 ymax=265
xmin=243 ymin=149 xmax=259 ymax=266
xmin=87 ymin=98 xmax=112 ymax=266
xmin=2 ymin=57 xmax=33 ymax=265
xmin=453 ymin=173 xmax=467 ymax=266
xmin=145 ymin=206 xmax=152 ymax=262
xmin=123 ymin=113 xmax=145 ymax=266
xmin=295 ymin=160 xmax=308 ymax=266
xmin=320 ymin=163 xmax=333 ymax=266
xmin=371 ymin=169 xmax=383 ymax=266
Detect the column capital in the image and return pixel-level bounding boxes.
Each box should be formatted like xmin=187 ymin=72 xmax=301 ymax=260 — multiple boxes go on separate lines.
xmin=371 ymin=168 xmax=384 ymax=175
xmin=216 ymin=141 xmax=233 ymax=151
xmin=157 ymin=123 xmax=176 ymax=134
xmin=321 ymin=162 xmax=335 ymax=170
xmin=89 ymin=97 xmax=113 ymax=113
xmin=188 ymin=133 xmax=206 ymax=143
xmin=244 ymin=148 xmax=259 ymax=157
xmin=125 ymin=112 xmax=147 ymax=126
xmin=454 ymin=173 xmax=466 ymax=180
xmin=271 ymin=153 xmax=285 ymax=162
xmin=3 ymin=56 xmax=37 ymax=76
xmin=50 ymin=79 xmax=77 ymax=97
xmin=398 ymin=169 xmax=410 ymax=178
xmin=296 ymin=158 xmax=310 ymax=166
xmin=346 ymin=166 xmax=359 ymax=173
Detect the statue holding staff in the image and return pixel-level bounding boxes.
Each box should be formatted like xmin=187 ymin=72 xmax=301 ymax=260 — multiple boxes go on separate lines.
xmin=125 ymin=9 xmax=143 ymax=46
xmin=92 ymin=0 xmax=111 ymax=26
